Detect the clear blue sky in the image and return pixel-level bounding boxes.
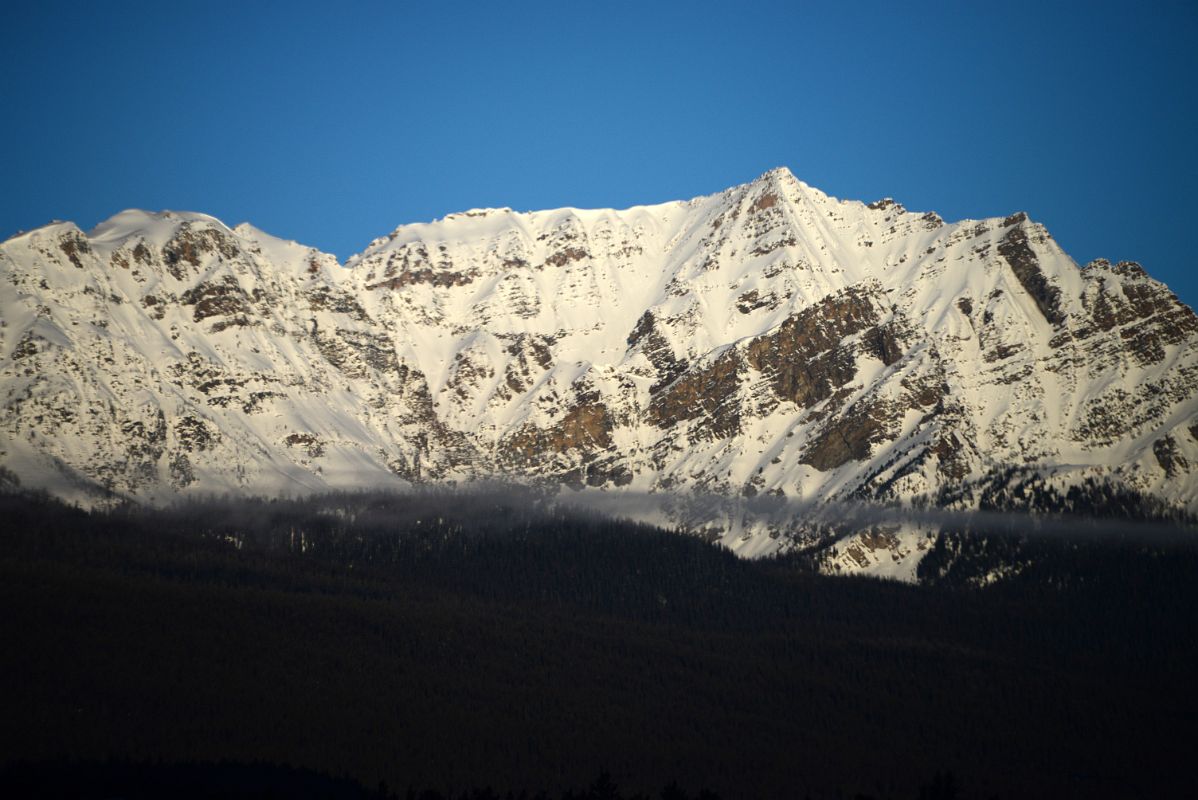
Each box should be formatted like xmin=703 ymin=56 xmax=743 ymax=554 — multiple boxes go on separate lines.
xmin=3 ymin=0 xmax=1196 ymax=307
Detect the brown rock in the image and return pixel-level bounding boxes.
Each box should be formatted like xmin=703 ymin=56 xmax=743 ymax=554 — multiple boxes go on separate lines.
xmin=1153 ymin=435 xmax=1189 ymax=479
xmin=180 ymin=275 xmax=253 ymax=324
xmin=998 ymin=224 xmax=1064 ymax=326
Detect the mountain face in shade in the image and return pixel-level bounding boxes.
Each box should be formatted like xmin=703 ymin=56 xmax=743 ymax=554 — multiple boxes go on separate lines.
xmin=2 ymin=168 xmax=1196 ymax=574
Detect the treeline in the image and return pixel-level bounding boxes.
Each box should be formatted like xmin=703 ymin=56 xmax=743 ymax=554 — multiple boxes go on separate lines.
xmin=0 ymin=762 xmax=733 ymax=800
xmin=1 ymin=488 xmax=1196 ymax=798
xmin=916 ymin=472 xmax=1198 ymax=593
xmin=930 ymin=468 xmax=1193 ymax=523
xmin=7 ymin=487 xmax=806 ymax=629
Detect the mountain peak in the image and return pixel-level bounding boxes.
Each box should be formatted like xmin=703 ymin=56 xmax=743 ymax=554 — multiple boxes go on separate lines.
xmin=87 ymin=209 xmax=235 ymax=247
xmin=758 ymin=166 xmax=796 ymax=182
xmin=2 ymin=170 xmax=1196 ymax=577
xmin=444 ymin=207 xmax=514 ymax=221
xmin=747 ymin=166 xmax=804 ymax=195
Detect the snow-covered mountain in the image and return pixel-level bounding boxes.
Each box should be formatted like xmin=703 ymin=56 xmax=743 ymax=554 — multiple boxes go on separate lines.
xmin=3 ymin=168 xmax=1196 ymax=575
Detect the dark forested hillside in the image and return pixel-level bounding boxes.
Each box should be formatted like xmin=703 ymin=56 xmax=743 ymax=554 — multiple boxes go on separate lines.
xmin=1 ymin=489 xmax=1196 ymax=799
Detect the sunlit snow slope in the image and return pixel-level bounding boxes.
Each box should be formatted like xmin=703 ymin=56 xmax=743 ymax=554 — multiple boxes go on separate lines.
xmin=3 ymin=169 xmax=1196 ymax=571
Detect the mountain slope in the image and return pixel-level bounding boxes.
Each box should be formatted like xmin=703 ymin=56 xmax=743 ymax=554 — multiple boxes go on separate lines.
xmin=3 ymin=168 xmax=1196 ymax=570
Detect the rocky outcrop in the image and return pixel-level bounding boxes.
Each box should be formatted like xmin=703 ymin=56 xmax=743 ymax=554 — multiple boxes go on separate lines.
xmin=997 ymin=221 xmax=1064 ymax=326
xmin=2 ymin=169 xmax=1196 ymax=572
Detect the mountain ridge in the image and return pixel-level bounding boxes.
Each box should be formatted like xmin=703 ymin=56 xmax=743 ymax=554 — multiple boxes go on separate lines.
xmin=3 ymin=167 xmax=1196 ymax=577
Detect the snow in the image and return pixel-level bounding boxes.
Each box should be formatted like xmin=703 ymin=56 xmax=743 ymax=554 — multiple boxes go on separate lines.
xmin=2 ymin=168 xmax=1196 ymax=581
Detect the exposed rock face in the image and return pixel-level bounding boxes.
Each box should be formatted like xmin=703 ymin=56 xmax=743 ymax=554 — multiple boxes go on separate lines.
xmin=2 ymin=170 xmax=1197 ymax=572
xmin=997 ymin=221 xmax=1064 ymax=326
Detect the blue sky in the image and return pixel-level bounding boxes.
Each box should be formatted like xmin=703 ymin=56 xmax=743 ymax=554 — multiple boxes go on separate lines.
xmin=3 ymin=0 xmax=1196 ymax=306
